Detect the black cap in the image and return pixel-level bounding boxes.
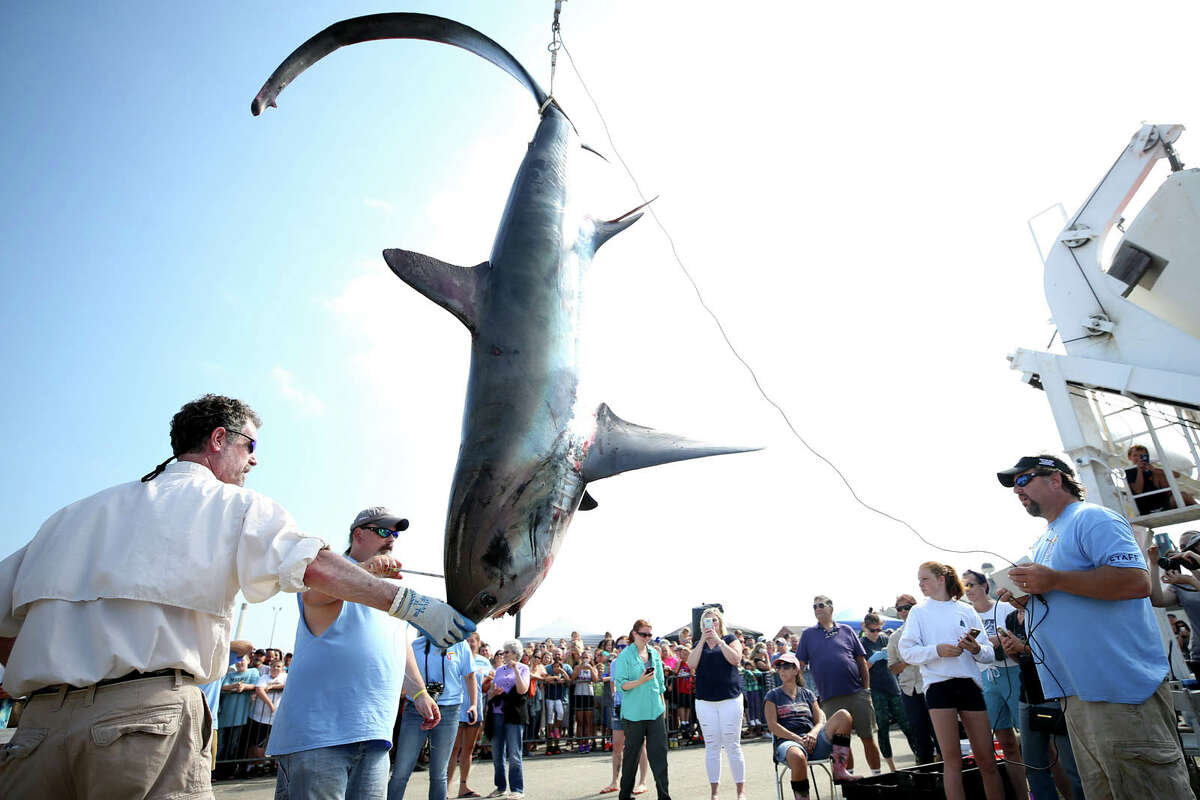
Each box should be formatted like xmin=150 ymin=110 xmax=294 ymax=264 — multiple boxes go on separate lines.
xmin=997 ymin=455 xmax=1074 ymax=487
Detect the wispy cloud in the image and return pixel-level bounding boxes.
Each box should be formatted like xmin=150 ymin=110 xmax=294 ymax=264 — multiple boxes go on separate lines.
xmin=271 ymin=366 xmax=326 ymax=417
xmin=364 ymin=197 xmax=394 ymax=215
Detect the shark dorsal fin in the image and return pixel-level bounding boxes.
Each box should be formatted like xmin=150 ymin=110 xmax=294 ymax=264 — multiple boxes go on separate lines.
xmin=383 ymin=248 xmax=488 ymax=333
xmin=579 ymin=403 xmax=761 ymax=482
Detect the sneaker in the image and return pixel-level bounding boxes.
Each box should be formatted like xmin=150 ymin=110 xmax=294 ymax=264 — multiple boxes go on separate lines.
xmin=509 ymin=794 xmax=524 ymax=800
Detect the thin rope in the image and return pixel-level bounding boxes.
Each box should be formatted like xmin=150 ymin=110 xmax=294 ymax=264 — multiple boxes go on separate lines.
xmin=558 ymin=36 xmax=1016 ymax=568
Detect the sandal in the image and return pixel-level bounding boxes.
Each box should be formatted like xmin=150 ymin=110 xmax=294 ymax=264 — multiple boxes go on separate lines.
xmin=458 ymin=792 xmax=482 ymax=799
xmin=599 ymin=787 xmax=618 ymax=794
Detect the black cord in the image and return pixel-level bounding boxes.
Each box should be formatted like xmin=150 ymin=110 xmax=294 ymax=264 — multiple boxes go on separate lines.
xmin=558 ymin=34 xmax=1019 ymax=570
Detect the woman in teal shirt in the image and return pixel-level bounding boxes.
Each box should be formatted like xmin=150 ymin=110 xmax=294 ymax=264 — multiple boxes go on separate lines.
xmin=613 ymin=619 xmax=672 ymax=800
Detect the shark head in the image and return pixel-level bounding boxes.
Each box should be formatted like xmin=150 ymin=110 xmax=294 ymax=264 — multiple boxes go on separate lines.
xmin=444 ymin=458 xmax=585 ymax=622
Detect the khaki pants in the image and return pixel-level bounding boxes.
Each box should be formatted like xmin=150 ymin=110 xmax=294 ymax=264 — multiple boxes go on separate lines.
xmin=1062 ymin=679 xmax=1192 ymax=800
xmin=821 ymin=688 xmax=876 ymax=739
xmin=0 ymin=671 xmax=214 ymax=800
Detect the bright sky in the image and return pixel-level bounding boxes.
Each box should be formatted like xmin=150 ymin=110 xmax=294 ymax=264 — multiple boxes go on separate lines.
xmin=4 ymin=1 xmax=1200 ymax=654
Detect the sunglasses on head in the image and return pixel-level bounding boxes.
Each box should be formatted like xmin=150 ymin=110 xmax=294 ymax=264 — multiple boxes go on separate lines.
xmin=895 ymin=604 xmax=913 ymax=612
xmin=1014 ymin=470 xmax=1054 ymax=488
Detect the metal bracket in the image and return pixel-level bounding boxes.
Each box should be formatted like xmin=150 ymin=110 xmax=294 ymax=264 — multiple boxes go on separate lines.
xmin=1081 ymin=314 xmax=1115 ymax=336
xmin=1059 ymin=225 xmax=1096 ymax=248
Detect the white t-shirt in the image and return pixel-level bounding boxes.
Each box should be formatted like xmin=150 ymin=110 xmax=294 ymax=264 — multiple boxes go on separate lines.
xmin=249 ymin=670 xmax=287 ymax=725
xmin=898 ymin=598 xmax=995 ymax=688
xmin=973 ymin=600 xmax=1018 ymax=671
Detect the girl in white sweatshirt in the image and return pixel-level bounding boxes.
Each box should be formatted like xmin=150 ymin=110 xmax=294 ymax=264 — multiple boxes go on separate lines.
xmin=898 ymin=562 xmax=1004 ymax=800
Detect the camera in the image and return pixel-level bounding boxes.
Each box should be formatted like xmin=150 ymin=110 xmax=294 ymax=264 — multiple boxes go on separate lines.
xmin=1157 ymin=536 xmax=1200 ymax=573
xmin=425 ymin=681 xmax=444 ymax=701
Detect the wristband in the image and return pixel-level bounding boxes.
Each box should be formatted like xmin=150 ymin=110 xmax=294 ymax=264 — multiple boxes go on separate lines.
xmin=388 ymin=586 xmax=411 ymax=618
xmin=413 ymin=688 xmax=429 ymax=701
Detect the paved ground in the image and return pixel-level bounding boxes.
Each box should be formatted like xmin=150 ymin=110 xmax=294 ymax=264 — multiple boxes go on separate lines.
xmin=214 ymin=730 xmax=920 ymax=799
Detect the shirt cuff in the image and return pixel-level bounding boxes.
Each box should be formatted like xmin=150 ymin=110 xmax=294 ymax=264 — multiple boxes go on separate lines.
xmin=278 ymin=536 xmax=328 ymax=593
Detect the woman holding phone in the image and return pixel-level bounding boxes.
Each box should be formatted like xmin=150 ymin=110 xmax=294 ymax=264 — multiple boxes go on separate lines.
xmin=688 ymin=607 xmax=745 ymax=800
xmin=613 ymin=619 xmax=671 ymax=800
xmin=486 ymin=640 xmax=530 ymax=799
xmin=899 ymin=562 xmax=1004 ymax=800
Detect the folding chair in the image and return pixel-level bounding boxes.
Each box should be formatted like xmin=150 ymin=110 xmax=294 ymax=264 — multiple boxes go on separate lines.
xmin=1172 ymin=686 xmax=1200 ymax=756
xmin=774 ymin=752 xmax=836 ymax=800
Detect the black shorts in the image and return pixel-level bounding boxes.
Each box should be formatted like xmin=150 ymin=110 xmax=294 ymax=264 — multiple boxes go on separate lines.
xmin=573 ymin=694 xmax=595 ymax=711
xmin=245 ymin=718 xmax=273 ymax=749
xmin=676 ymin=694 xmax=694 ymax=709
xmin=925 ymin=677 xmax=986 ymax=712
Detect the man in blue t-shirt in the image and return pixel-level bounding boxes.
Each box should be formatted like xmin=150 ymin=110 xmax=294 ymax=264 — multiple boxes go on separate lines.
xmin=388 ymin=634 xmax=477 ymax=800
xmin=997 ymin=454 xmax=1190 ymax=799
xmin=796 ymin=596 xmax=882 ymax=775
xmin=218 ymin=654 xmax=260 ymax=767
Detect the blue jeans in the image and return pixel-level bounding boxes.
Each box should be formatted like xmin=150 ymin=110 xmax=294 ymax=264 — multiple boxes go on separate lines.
xmin=388 ymin=702 xmax=461 ymax=800
xmin=274 ymin=740 xmax=390 ymax=800
xmin=1020 ymin=702 xmax=1084 ymax=800
xmin=491 ymin=713 xmax=524 ymax=793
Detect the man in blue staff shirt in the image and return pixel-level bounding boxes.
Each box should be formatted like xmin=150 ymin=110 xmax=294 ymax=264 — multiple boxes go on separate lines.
xmin=997 ymin=454 xmax=1190 ymax=799
xmin=389 ymin=632 xmax=478 ymax=799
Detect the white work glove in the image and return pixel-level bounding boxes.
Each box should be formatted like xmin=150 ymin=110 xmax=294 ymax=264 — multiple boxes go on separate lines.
xmin=388 ymin=587 xmax=475 ymax=647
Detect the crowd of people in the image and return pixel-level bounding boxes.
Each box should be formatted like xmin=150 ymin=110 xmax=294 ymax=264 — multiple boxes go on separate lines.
xmin=1 ymin=396 xmax=1198 ymax=800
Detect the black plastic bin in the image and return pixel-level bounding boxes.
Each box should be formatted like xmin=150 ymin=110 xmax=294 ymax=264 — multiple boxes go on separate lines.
xmin=842 ymin=758 xmax=1016 ymax=799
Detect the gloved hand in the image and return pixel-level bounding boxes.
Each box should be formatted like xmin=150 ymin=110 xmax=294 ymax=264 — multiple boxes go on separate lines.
xmin=868 ymin=650 xmax=888 ymax=665
xmin=389 ymin=587 xmax=476 ymax=647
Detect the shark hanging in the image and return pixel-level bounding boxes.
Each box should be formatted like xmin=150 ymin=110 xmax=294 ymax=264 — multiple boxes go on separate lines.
xmin=254 ymin=13 xmax=759 ymax=622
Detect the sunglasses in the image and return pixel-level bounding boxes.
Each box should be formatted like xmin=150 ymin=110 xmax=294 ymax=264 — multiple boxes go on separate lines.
xmin=636 ymin=630 xmax=652 ymax=638
xmin=1013 ymin=470 xmax=1053 ymax=488
xmin=813 ymin=602 xmax=829 ymax=609
xmin=364 ymin=526 xmax=400 ymax=538
xmin=226 ymin=429 xmax=257 ymax=454
xmin=865 ymin=627 xmax=882 ymax=633
xmin=895 ymin=604 xmax=913 ymax=612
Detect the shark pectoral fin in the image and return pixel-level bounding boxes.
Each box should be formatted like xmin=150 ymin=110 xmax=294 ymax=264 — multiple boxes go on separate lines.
xmin=579 ymin=490 xmax=599 ymax=511
xmin=591 ymin=197 xmax=656 ymax=251
xmin=579 ymin=403 xmax=762 ymax=482
xmin=383 ymin=249 xmax=488 ymax=333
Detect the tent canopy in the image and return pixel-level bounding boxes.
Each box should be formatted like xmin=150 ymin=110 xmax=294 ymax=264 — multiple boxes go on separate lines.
xmin=833 ymin=608 xmax=902 ymax=633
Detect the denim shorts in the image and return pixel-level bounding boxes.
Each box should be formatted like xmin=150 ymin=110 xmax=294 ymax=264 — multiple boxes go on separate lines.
xmin=981 ymin=664 xmax=1021 ymax=730
xmin=774 ymin=729 xmax=832 ymax=763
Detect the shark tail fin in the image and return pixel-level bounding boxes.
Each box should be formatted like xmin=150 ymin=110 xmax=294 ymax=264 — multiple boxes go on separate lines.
xmin=579 ymin=403 xmax=761 ymax=482
xmin=252 ymin=13 xmax=548 ymax=116
xmin=383 ymin=249 xmax=488 ymax=333
xmin=592 ymin=197 xmax=656 ymax=251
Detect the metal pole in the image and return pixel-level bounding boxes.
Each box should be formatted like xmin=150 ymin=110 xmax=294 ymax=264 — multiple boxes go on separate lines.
xmin=269 ymin=606 xmax=281 ymax=650
xmin=515 ymin=610 xmax=522 ymax=639
xmin=233 ymin=602 xmax=248 ymax=640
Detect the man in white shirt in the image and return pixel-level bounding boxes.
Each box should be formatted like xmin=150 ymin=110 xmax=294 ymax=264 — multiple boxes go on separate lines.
xmin=0 ymin=394 xmax=473 ymax=799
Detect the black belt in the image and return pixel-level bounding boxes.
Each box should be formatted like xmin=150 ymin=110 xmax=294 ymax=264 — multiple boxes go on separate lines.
xmin=29 ymin=668 xmax=194 ymax=697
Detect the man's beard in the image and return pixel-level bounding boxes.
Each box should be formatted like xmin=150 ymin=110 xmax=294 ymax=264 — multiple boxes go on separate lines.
xmin=1024 ymin=500 xmax=1042 ymax=518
